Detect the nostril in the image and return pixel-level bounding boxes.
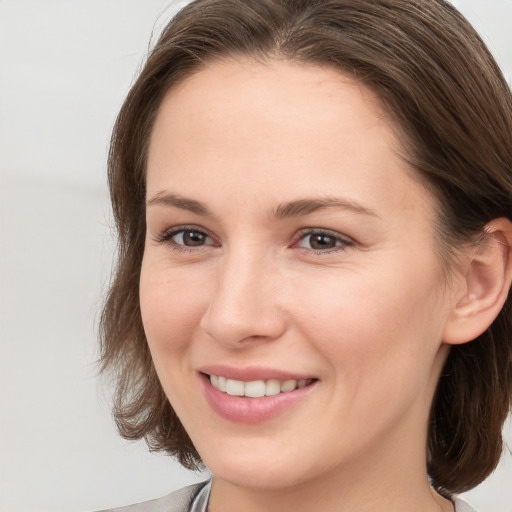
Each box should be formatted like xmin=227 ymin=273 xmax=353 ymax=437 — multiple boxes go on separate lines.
xmin=199 ymin=304 xmax=287 ymax=348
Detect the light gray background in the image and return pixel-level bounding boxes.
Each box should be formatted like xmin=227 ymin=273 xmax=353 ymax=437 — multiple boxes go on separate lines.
xmin=1 ymin=1 xmax=511 ymax=511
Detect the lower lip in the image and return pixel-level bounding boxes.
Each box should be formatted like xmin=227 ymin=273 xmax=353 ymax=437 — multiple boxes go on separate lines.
xmin=200 ymin=374 xmax=317 ymax=424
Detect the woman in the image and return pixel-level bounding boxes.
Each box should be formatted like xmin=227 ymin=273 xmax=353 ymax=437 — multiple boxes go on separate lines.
xmin=99 ymin=1 xmax=512 ymax=511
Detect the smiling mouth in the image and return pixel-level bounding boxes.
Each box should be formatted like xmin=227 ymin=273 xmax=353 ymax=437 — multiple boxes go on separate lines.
xmin=208 ymin=374 xmax=315 ymax=398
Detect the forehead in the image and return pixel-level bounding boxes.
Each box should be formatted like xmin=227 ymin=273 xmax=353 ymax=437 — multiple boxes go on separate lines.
xmin=149 ymin=59 xmax=398 ymax=165
xmin=146 ymin=58 xmax=433 ymax=221
xmin=151 ymin=57 xmax=395 ymax=145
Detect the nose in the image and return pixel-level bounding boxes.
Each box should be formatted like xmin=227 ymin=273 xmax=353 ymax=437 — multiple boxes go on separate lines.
xmin=199 ymin=247 xmax=287 ymax=348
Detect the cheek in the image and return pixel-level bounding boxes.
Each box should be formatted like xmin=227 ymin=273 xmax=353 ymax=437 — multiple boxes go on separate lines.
xmin=289 ymin=263 xmax=446 ymax=378
xmin=139 ymin=262 xmax=208 ymax=356
xmin=290 ymin=269 xmax=447 ymax=440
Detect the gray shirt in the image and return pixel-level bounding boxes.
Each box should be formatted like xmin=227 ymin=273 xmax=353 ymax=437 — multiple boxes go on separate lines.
xmin=98 ymin=479 xmax=478 ymax=512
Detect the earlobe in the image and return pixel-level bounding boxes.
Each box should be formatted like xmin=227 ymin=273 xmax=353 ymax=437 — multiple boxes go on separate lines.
xmin=443 ymin=218 xmax=512 ymax=345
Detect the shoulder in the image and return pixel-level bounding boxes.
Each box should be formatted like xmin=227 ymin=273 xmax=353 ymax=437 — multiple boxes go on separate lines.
xmin=453 ymin=496 xmax=479 ymax=512
xmin=96 ymin=480 xmax=210 ymax=512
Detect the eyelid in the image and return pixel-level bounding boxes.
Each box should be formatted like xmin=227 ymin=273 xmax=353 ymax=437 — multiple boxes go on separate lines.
xmin=153 ymin=225 xmax=218 ymax=247
xmin=293 ymin=228 xmax=355 ymax=252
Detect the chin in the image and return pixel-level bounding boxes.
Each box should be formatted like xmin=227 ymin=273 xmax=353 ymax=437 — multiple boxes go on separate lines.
xmin=201 ymin=445 xmax=328 ymax=491
xmin=210 ymin=464 xmax=307 ymax=491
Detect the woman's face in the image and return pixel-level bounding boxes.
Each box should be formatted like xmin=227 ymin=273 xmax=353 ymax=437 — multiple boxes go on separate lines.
xmin=140 ymin=59 xmax=458 ymax=490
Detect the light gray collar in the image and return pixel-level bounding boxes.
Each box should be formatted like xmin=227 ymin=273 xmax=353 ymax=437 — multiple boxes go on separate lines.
xmin=189 ymin=479 xmax=211 ymax=512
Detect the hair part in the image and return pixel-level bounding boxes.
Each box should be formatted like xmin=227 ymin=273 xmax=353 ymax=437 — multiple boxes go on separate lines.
xmin=100 ymin=0 xmax=512 ymax=493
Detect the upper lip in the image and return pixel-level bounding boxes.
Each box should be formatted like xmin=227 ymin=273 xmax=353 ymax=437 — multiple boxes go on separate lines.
xmin=198 ymin=364 xmax=316 ymax=382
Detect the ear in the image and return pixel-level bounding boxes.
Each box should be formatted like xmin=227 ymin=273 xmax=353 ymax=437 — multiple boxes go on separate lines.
xmin=443 ymin=218 xmax=512 ymax=345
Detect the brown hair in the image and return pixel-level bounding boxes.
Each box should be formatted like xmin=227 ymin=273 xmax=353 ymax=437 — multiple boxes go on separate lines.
xmin=100 ymin=0 xmax=512 ymax=495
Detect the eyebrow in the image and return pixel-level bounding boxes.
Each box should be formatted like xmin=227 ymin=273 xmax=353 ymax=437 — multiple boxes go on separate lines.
xmin=146 ymin=191 xmax=379 ymax=220
xmin=271 ymin=197 xmax=380 ymax=220
xmin=146 ymin=191 xmax=212 ymax=216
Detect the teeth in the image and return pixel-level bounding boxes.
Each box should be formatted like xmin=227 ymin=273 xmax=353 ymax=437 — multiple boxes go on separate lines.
xmin=209 ymin=375 xmax=312 ymax=397
xmin=280 ymin=379 xmax=297 ymax=392
xmin=217 ymin=376 xmax=227 ymax=392
xmin=245 ymin=380 xmax=266 ymax=398
xmin=265 ymin=379 xmax=281 ymax=396
xmin=225 ymin=379 xmax=244 ymax=396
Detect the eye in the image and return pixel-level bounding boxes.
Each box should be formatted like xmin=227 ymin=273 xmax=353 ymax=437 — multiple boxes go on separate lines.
xmin=296 ymin=230 xmax=354 ymax=252
xmin=172 ymin=229 xmax=211 ymax=247
xmin=155 ymin=227 xmax=215 ymax=248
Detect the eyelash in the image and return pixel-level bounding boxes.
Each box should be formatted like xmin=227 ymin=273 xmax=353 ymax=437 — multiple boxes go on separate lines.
xmin=154 ymin=226 xmax=355 ymax=255
xmin=154 ymin=225 xmax=216 ymax=252
xmin=293 ymin=228 xmax=355 ymax=255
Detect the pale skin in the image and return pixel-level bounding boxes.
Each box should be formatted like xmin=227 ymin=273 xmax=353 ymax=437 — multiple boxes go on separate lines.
xmin=140 ymin=58 xmax=512 ymax=512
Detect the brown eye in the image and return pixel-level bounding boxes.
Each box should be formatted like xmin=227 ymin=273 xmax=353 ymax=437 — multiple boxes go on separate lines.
xmin=306 ymin=234 xmax=338 ymax=250
xmin=297 ymin=230 xmax=353 ymax=252
xmin=171 ymin=229 xmax=212 ymax=247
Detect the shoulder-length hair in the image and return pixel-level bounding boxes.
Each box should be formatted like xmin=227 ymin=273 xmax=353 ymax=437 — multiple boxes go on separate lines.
xmin=100 ymin=0 xmax=512 ymax=496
